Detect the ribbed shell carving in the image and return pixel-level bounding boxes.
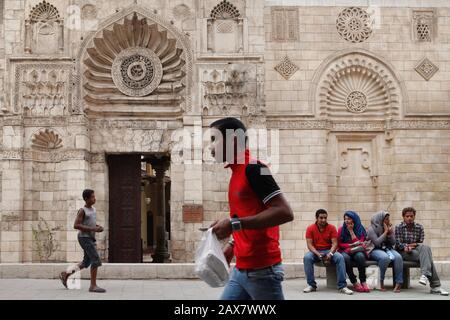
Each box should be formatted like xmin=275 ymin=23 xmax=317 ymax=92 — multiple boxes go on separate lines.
xmin=83 ymin=13 xmax=185 ymax=106
xmin=29 ymin=1 xmax=61 ymax=22
xmin=319 ymin=56 xmax=399 ymax=119
xmin=32 ymin=129 xmax=63 ymax=150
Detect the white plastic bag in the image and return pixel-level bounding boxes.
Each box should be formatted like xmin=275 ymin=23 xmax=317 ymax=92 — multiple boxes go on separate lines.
xmin=195 ymin=228 xmax=230 ymax=288
xmin=366 ymin=266 xmax=380 ymax=290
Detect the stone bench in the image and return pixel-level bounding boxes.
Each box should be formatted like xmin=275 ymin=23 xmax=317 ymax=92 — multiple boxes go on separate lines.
xmin=315 ymin=260 xmax=420 ymax=289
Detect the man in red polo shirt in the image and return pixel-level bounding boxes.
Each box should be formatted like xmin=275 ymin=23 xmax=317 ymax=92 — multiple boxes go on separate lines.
xmin=209 ymin=117 xmax=294 ymax=300
xmin=303 ymin=209 xmax=353 ymax=294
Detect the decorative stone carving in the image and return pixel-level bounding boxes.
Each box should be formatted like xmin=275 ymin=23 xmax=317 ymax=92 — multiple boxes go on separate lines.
xmin=317 ymin=52 xmax=400 ymax=120
xmin=81 ymin=4 xmax=97 ymax=20
xmin=337 ymin=137 xmax=379 ymax=188
xmin=274 ymin=56 xmax=299 ymax=80
xmin=25 ymin=1 xmax=64 ymax=54
xmin=90 ymin=153 xmax=106 ymax=163
xmin=412 ymin=9 xmax=435 ymax=42
xmin=415 ymin=57 xmax=439 ymax=81
xmin=29 ymin=0 xmax=60 ymax=21
xmin=31 ymin=129 xmax=63 ymax=150
xmin=206 ymin=1 xmax=244 ymax=54
xmin=266 ymin=119 xmax=450 ymax=131
xmin=210 ymin=0 xmax=240 ymax=19
xmin=200 ymin=64 xmax=258 ymax=116
xmin=75 ymin=6 xmax=193 ymax=114
xmin=13 ymin=62 xmax=73 ymax=115
xmin=390 ymin=120 xmax=450 ymax=130
xmin=90 ymin=119 xmax=182 ymax=130
xmin=83 ymin=13 xmax=185 ymax=111
xmin=172 ymin=4 xmax=191 ymax=21
xmin=2 ymin=150 xmax=23 ymax=160
xmin=22 ymin=149 xmax=90 ymax=162
xmin=111 ymin=47 xmax=163 ymax=97
xmin=346 ymin=91 xmax=367 ymax=113
xmin=271 ymin=7 xmax=299 ymax=41
xmin=336 ymin=7 xmax=373 ymax=43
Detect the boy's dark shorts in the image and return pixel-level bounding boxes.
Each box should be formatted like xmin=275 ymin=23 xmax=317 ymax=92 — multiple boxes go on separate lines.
xmin=78 ymin=236 xmax=102 ymax=268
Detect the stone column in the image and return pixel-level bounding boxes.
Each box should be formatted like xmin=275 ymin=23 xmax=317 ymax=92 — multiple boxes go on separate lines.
xmin=65 ymin=116 xmax=91 ymax=263
xmin=151 ymin=158 xmax=170 ymax=263
xmin=58 ymin=20 xmax=64 ymax=53
xmin=1 ymin=116 xmax=24 ymax=263
xmin=24 ymin=20 xmax=31 ymax=53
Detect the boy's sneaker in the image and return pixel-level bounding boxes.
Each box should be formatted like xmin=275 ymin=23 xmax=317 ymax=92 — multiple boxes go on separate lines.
xmin=303 ymin=286 xmax=317 ymax=293
xmin=430 ymin=287 xmax=449 ymax=296
xmin=339 ymin=287 xmax=354 ymax=295
xmin=419 ymin=275 xmax=428 ymax=286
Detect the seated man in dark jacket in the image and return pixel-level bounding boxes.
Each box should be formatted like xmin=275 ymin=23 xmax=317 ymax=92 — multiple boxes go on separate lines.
xmin=395 ymin=207 xmax=448 ymax=296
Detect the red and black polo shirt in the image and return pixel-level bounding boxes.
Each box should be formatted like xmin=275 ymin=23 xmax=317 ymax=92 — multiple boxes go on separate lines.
xmin=226 ymin=150 xmax=283 ymax=270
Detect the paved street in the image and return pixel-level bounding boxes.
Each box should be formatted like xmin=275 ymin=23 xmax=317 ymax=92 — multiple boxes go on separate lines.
xmin=0 ymin=278 xmax=449 ymax=300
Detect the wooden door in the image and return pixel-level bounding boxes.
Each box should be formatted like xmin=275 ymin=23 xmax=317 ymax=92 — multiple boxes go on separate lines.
xmin=108 ymin=154 xmax=142 ymax=263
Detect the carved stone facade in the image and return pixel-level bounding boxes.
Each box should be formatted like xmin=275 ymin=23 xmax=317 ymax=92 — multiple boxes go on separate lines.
xmin=1 ymin=1 xmax=450 ymax=265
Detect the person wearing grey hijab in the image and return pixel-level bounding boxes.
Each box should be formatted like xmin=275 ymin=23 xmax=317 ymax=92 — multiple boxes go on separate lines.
xmin=367 ymin=211 xmax=403 ymax=292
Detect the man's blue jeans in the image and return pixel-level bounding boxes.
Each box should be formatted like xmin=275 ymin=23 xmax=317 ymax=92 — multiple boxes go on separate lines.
xmin=220 ymin=263 xmax=285 ymax=300
xmin=370 ymin=249 xmax=403 ymax=284
xmin=303 ymin=250 xmax=347 ymax=289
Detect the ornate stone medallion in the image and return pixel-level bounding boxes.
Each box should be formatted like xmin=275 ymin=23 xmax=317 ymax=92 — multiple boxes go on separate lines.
xmin=346 ymin=91 xmax=367 ymax=113
xmin=336 ymin=7 xmax=373 ymax=43
xmin=112 ymin=47 xmax=163 ymax=97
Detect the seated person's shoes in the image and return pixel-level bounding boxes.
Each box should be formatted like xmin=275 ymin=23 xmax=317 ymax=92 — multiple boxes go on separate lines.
xmin=430 ymin=287 xmax=449 ymax=296
xmin=303 ymin=286 xmax=317 ymax=293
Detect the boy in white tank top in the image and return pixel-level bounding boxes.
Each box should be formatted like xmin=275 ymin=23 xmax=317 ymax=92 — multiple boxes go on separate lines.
xmin=59 ymin=189 xmax=106 ymax=293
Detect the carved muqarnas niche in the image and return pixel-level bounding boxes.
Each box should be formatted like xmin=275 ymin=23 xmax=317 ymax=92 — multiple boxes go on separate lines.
xmin=336 ymin=7 xmax=373 ymax=43
xmin=210 ymin=0 xmax=240 ymax=19
xmin=207 ymin=0 xmax=243 ymax=53
xmin=20 ymin=68 xmax=68 ymax=116
xmin=84 ymin=13 xmax=185 ymax=107
xmin=413 ymin=10 xmax=435 ymax=42
xmin=32 ymin=129 xmax=63 ymax=150
xmin=25 ymin=1 xmax=64 ymax=54
xmin=201 ymin=66 xmax=257 ymax=116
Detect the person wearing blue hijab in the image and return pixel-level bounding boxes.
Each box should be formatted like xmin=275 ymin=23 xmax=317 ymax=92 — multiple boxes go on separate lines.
xmin=338 ymin=211 xmax=369 ymax=293
xmin=340 ymin=211 xmax=367 ymax=243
